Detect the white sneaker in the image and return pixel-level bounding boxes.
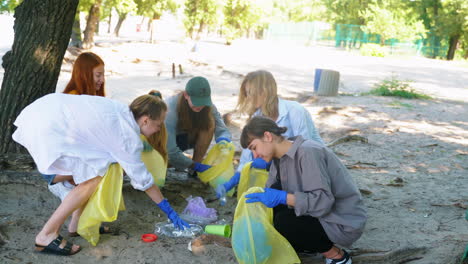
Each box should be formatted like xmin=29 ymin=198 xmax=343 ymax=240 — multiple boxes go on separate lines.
xmin=325 ymin=249 xmax=352 ymax=264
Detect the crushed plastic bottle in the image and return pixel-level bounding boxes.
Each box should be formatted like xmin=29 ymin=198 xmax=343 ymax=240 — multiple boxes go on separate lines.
xmin=219 ymin=196 xmax=227 ymax=206
xmin=154 ymin=221 xmax=203 ymax=238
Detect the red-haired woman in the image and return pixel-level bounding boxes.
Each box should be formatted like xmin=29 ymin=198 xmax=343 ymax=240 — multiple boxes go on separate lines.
xmin=63 ymin=52 xmax=106 ymax=96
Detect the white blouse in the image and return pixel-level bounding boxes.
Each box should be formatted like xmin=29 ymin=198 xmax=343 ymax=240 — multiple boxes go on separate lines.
xmin=13 ymin=93 xmax=154 ymax=191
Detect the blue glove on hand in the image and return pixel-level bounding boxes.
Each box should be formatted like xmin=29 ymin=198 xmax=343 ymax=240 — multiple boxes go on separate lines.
xmin=157 ymin=199 xmax=190 ymax=230
xmin=215 ymin=137 xmax=231 ymax=144
xmin=245 ymin=188 xmax=287 ymax=208
xmin=192 ymin=162 xmax=212 ymax=173
xmin=216 ymin=172 xmax=240 ymax=198
xmin=251 ymin=158 xmax=268 ymax=169
xmin=142 ymin=140 xmax=153 ymax=152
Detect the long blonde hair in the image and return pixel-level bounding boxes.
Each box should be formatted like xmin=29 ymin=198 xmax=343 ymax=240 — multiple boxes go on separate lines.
xmin=146 ymin=90 xmax=168 ymax=163
xmin=129 ymin=93 xmax=168 ymax=163
xmin=237 ymin=70 xmax=279 ymax=119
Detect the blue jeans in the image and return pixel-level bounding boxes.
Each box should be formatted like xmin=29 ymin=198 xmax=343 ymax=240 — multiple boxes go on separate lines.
xmin=176 ymin=133 xmax=194 ymax=151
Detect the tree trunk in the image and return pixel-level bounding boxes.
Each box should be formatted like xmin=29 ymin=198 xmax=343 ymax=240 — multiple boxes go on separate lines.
xmin=95 ymin=18 xmax=100 ymax=35
xmin=70 ymin=11 xmax=82 ymax=48
xmin=82 ymin=0 xmax=102 ymax=49
xmin=113 ymin=12 xmax=127 ymax=37
xmin=149 ymin=19 xmax=154 ymax=43
xmin=0 ymin=0 xmax=79 ymax=154
xmin=107 ymin=9 xmax=112 ymax=34
xmin=446 ymin=34 xmax=459 ymax=60
xmin=147 ymin=17 xmax=152 ymax=32
xmin=196 ymin=20 xmax=204 ymax=40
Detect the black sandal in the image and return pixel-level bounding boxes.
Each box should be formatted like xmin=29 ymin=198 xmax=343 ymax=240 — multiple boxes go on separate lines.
xmin=35 ymin=235 xmax=81 ymax=256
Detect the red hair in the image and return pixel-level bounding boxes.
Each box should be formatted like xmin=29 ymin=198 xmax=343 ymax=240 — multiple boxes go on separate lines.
xmin=63 ymin=52 xmax=105 ymax=96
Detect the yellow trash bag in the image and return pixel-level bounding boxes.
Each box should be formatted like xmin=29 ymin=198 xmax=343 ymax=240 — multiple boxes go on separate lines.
xmin=140 ymin=135 xmax=167 ymax=187
xmin=232 ymin=187 xmax=300 ymax=264
xmin=237 ymin=162 xmax=269 ymax=201
xmin=198 ymin=142 xmax=235 ymax=196
xmin=77 ymin=163 xmax=125 ymax=246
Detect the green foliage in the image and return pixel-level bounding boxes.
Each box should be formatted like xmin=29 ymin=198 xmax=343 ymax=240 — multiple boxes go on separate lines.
xmin=184 ymin=0 xmax=219 ymax=38
xmin=78 ymin=0 xmax=95 ymax=13
xmin=223 ymin=0 xmax=263 ymax=43
xmin=367 ymin=77 xmax=431 ymax=99
xmin=360 ymin=43 xmax=387 ymax=57
xmin=272 ymin=0 xmax=326 ymax=22
xmin=361 ymin=2 xmax=426 ymax=45
xmin=387 ymin=101 xmax=414 ymax=109
xmin=0 ymin=0 xmax=21 ymax=13
xmin=322 ymin=0 xmax=369 ymax=25
xmin=135 ymin=0 xmax=178 ymax=20
xmin=105 ymin=0 xmax=136 ymax=16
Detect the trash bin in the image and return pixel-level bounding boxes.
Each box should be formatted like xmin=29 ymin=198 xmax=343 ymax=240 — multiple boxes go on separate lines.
xmin=314 ymin=69 xmax=340 ymax=96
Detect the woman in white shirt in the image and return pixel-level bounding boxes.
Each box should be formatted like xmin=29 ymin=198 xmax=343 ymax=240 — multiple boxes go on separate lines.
xmin=13 ymin=93 xmax=189 ymax=256
xmin=217 ymin=70 xmax=324 ymax=198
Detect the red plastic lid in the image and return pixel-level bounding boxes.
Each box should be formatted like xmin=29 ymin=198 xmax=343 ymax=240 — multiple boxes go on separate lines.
xmin=141 ymin=233 xmax=158 ymax=243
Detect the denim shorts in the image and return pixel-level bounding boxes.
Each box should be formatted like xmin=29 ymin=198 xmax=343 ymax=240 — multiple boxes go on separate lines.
xmin=41 ymin=174 xmax=56 ymax=185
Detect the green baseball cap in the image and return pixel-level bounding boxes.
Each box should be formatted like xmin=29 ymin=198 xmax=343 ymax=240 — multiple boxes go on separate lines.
xmin=185 ymin=76 xmax=212 ymax=107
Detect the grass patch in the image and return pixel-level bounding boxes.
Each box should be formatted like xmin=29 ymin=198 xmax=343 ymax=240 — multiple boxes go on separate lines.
xmin=360 ymin=43 xmax=388 ymax=57
xmin=387 ymin=101 xmax=414 ymax=109
xmin=366 ymin=77 xmax=432 ymax=99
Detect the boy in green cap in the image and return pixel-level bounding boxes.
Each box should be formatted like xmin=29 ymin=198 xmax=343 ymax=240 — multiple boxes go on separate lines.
xmin=164 ymin=76 xmax=232 ymax=176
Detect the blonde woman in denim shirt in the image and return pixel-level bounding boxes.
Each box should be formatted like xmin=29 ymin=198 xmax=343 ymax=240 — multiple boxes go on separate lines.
xmin=217 ymin=70 xmax=323 ymax=198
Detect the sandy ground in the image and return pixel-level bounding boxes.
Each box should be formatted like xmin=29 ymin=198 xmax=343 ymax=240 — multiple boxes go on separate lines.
xmin=1 ymin=31 xmax=468 ymax=263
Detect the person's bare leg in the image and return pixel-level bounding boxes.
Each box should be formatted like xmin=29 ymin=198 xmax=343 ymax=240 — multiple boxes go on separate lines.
xmin=322 ymin=246 xmax=344 ymax=259
xmin=52 ymin=174 xmax=73 ymax=184
xmin=192 ymin=126 xmax=214 ymax=163
xmin=35 ymin=176 xmax=101 ymax=252
xmin=67 ymin=206 xmax=84 ymax=234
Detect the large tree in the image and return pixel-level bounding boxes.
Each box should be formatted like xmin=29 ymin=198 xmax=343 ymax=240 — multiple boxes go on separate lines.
xmin=184 ymin=0 xmax=219 ymax=39
xmin=437 ymin=0 xmax=468 ymax=60
xmin=223 ymin=0 xmax=263 ymax=44
xmin=134 ymin=0 xmax=178 ymax=42
xmin=361 ymin=2 xmax=426 ymax=46
xmin=82 ymin=0 xmax=103 ymax=49
xmin=0 ymin=0 xmax=79 ymax=153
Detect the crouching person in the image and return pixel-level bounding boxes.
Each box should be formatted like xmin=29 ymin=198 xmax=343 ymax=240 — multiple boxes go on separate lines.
xmin=240 ymin=116 xmax=367 ymax=264
xmin=12 ymin=93 xmax=189 ymax=256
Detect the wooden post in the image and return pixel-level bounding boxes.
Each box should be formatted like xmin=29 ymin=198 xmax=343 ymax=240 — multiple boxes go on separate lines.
xmin=172 ymin=63 xmax=175 ymax=79
xmin=179 ymin=64 xmax=183 ymax=74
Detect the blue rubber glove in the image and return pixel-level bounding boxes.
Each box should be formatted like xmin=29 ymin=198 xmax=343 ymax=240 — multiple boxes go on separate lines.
xmin=157 ymin=199 xmax=190 ymax=230
xmin=216 ymin=171 xmax=240 ymax=198
xmin=245 ymin=188 xmax=287 ymax=208
xmin=251 ymin=158 xmax=268 ymax=169
xmin=192 ymin=162 xmax=212 ymax=173
xmin=142 ymin=140 xmax=153 ymax=152
xmin=215 ymin=137 xmax=231 ymax=144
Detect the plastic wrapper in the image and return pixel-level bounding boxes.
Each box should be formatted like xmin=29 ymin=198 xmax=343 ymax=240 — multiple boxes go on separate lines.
xmin=154 ymin=221 xmax=203 ymax=238
xmin=180 ymin=196 xmax=218 ymax=225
